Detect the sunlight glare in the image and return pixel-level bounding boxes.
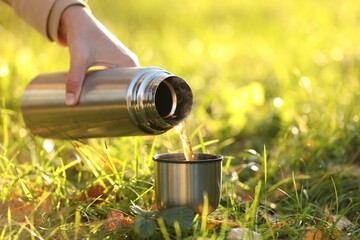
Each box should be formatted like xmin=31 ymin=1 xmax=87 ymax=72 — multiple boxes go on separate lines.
xmin=231 ymin=171 xmax=238 ymax=181
xmin=0 ymin=65 xmax=9 ymax=77
xmin=269 ymin=202 xmax=277 ymax=209
xmin=302 ymin=104 xmax=312 ymax=113
xmin=75 ymin=153 xmax=81 ymax=163
xmin=250 ymin=165 xmax=259 ymax=172
xmin=353 ymin=115 xmax=359 ymax=122
xmin=248 ymin=149 xmax=258 ymax=155
xmin=43 ymin=139 xmax=54 ymax=153
xmin=299 ymin=76 xmax=311 ymax=91
xmin=19 ymin=128 xmax=27 ymax=138
xmin=42 ymin=173 xmax=52 ymax=184
xmin=273 ymin=97 xmax=284 ymax=108
xmin=291 ymin=126 xmax=299 ymax=135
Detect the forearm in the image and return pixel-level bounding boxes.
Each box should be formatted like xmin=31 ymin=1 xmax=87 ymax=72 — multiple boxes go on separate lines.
xmin=3 ymin=0 xmax=88 ymax=44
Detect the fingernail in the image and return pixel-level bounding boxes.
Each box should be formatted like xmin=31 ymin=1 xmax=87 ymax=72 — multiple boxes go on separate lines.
xmin=66 ymin=92 xmax=76 ymax=105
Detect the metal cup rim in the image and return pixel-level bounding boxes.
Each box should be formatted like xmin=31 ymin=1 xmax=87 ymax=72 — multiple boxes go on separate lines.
xmin=153 ymin=153 xmax=223 ymax=164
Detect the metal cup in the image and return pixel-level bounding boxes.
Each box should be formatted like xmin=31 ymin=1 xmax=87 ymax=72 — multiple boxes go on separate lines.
xmin=153 ymin=153 xmax=223 ymax=214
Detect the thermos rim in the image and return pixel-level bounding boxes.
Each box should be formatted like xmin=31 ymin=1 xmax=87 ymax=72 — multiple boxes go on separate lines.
xmin=153 ymin=153 xmax=223 ymax=163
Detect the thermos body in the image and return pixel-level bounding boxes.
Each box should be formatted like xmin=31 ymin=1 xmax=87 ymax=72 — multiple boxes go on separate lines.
xmin=21 ymin=67 xmax=193 ymax=139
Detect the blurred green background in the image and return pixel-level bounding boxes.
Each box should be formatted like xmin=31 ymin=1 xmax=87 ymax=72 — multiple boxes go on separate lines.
xmin=1 ymin=0 xmax=360 ymax=238
xmin=1 ymin=0 xmax=359 ymax=157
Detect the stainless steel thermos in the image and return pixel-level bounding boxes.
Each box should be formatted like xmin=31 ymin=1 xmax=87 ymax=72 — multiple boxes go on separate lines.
xmin=21 ymin=67 xmax=193 ymax=139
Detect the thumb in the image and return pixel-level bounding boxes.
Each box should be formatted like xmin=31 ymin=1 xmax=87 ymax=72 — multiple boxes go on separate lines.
xmin=65 ymin=61 xmax=88 ymax=106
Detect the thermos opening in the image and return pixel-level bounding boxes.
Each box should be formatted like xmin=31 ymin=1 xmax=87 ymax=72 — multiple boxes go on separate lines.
xmin=155 ymin=80 xmax=177 ymax=118
xmin=154 ymin=76 xmax=193 ymax=125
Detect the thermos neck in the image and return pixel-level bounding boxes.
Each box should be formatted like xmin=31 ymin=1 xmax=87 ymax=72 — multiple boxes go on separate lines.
xmin=127 ymin=68 xmax=193 ymax=134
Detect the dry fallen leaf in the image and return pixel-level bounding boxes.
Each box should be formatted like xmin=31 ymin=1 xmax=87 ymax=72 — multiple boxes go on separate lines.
xmin=303 ymin=206 xmax=344 ymax=240
xmin=324 ymin=206 xmax=333 ymax=224
xmin=0 ymin=193 xmax=53 ymax=225
xmin=78 ymin=185 xmax=108 ymax=203
xmin=206 ymin=218 xmax=240 ymax=228
xmin=261 ymin=211 xmax=287 ymax=230
xmin=105 ymin=210 xmax=133 ymax=231
xmin=303 ymin=228 xmax=341 ymax=240
xmin=303 ymin=229 xmax=323 ymax=240
xmin=271 ymin=221 xmax=286 ymax=230
xmin=0 ymin=198 xmax=33 ymax=224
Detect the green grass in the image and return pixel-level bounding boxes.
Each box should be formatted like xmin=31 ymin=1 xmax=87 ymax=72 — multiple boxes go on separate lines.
xmin=1 ymin=0 xmax=360 ymax=239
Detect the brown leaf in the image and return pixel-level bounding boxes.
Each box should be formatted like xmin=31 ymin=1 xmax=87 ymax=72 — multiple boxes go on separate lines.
xmin=0 ymin=198 xmax=33 ymax=224
xmin=105 ymin=210 xmax=133 ymax=231
xmin=324 ymin=206 xmax=333 ymax=224
xmin=35 ymin=194 xmax=52 ymax=213
xmin=206 ymin=218 xmax=240 ymax=228
xmin=262 ymin=212 xmax=286 ymax=230
xmin=303 ymin=205 xmax=344 ymax=240
xmin=271 ymin=221 xmax=286 ymax=230
xmin=303 ymin=227 xmax=341 ymax=240
xmin=150 ymin=202 xmax=159 ymax=211
xmin=78 ymin=185 xmax=107 ymax=203
xmin=303 ymin=229 xmax=323 ymax=240
xmin=0 ymin=193 xmax=52 ymax=225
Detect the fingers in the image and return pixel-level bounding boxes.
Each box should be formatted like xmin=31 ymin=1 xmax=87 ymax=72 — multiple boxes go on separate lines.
xmin=65 ymin=48 xmax=139 ymax=106
xmin=61 ymin=6 xmax=140 ymax=106
xmin=65 ymin=60 xmax=88 ymax=106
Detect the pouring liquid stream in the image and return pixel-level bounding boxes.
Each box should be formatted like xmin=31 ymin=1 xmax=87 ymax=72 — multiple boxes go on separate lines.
xmin=174 ymin=121 xmax=194 ymax=161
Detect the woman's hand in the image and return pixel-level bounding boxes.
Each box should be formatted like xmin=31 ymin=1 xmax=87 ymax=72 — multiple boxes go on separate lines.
xmin=59 ymin=5 xmax=140 ymax=105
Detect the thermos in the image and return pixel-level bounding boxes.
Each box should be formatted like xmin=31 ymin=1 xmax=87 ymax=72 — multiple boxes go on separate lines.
xmin=21 ymin=67 xmax=193 ymax=139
